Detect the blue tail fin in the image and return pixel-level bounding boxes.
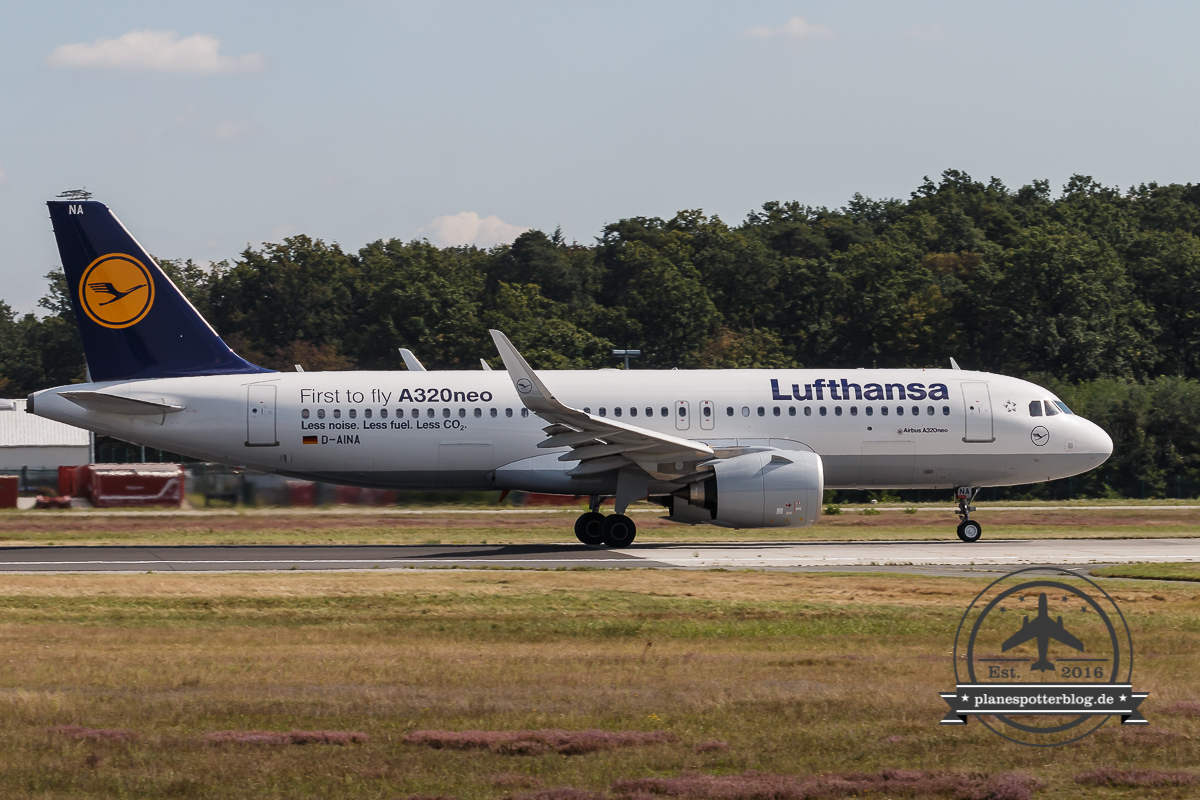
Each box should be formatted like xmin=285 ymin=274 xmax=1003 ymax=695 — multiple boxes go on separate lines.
xmin=47 ymin=199 xmax=271 ymax=381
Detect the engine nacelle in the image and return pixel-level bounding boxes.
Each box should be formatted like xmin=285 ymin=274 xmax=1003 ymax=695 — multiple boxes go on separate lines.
xmin=670 ymin=449 xmax=824 ymax=528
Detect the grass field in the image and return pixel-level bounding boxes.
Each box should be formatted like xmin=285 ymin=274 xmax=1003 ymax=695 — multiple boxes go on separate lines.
xmin=4 ymin=504 xmax=1200 ymax=546
xmin=1 ymin=568 xmax=1198 ymax=798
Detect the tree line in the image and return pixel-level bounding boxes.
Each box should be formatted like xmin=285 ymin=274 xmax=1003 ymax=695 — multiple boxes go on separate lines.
xmin=4 ymin=170 xmax=1200 ymax=497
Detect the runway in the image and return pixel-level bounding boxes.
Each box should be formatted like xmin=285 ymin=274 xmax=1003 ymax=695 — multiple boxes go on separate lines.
xmin=0 ymin=538 xmax=1196 ymax=573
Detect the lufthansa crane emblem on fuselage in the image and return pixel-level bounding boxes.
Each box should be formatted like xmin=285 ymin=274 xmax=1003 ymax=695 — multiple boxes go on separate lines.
xmin=516 ymin=378 xmax=533 ymax=394
xmin=79 ymin=254 xmax=155 ymax=329
xmin=1031 ymin=426 xmax=1050 ymax=447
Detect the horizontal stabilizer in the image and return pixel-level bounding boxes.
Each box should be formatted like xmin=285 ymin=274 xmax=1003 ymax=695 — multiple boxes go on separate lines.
xmin=59 ymin=390 xmax=184 ymax=416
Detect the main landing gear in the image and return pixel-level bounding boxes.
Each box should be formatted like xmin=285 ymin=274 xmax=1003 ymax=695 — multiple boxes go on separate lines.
xmin=574 ymin=496 xmax=637 ymax=547
xmin=955 ymin=486 xmax=982 ymax=543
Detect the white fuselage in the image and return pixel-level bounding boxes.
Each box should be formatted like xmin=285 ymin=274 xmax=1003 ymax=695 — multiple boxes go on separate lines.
xmin=30 ymin=367 xmax=1112 ymax=496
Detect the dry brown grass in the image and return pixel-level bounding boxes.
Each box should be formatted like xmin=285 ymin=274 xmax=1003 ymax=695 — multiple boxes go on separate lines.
xmin=0 ymin=570 xmax=1196 ymax=798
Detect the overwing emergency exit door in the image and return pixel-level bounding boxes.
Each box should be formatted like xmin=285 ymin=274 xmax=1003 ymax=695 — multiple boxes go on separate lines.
xmin=246 ymin=384 xmax=279 ymax=446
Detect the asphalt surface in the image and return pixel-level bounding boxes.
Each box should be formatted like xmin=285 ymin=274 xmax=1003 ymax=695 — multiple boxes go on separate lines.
xmin=0 ymin=538 xmax=1197 ymax=573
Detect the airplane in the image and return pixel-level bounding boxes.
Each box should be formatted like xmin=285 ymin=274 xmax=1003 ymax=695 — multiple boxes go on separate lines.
xmin=1001 ymin=592 xmax=1085 ymax=671
xmin=27 ymin=199 xmax=1114 ymax=546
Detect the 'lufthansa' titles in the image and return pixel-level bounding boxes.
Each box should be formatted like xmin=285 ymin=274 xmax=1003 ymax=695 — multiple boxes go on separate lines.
xmin=770 ymin=378 xmax=949 ymax=402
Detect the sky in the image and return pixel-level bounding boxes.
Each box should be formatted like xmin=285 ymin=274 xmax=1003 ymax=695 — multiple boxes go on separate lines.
xmin=2 ymin=1 xmax=1199 ymax=314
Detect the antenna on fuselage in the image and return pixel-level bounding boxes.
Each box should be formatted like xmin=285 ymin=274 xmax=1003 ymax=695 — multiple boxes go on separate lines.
xmin=480 ymin=359 xmax=493 ymax=371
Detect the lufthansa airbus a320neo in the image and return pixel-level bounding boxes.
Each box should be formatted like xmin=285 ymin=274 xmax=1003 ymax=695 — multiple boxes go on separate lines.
xmin=28 ymin=198 xmax=1113 ymax=546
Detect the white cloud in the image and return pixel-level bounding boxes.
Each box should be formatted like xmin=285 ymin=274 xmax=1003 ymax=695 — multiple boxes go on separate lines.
xmin=907 ymin=24 xmax=947 ymax=43
xmin=421 ymin=212 xmax=530 ymax=248
xmin=743 ymin=16 xmax=833 ymax=41
xmin=47 ymin=30 xmax=263 ymax=74
xmin=210 ymin=120 xmax=255 ymax=142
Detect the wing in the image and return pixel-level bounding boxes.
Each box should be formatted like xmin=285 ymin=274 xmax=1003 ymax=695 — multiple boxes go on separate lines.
xmin=1050 ymin=623 xmax=1085 ymax=652
xmin=490 ymin=329 xmax=713 ymax=481
xmin=1001 ymin=621 xmax=1039 ymax=652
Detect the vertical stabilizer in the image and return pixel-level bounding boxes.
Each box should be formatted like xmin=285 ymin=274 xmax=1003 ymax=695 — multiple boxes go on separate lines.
xmin=47 ymin=200 xmax=271 ymax=381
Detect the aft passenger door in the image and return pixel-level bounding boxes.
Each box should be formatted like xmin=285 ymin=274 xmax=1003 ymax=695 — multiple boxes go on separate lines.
xmin=961 ymin=381 xmax=995 ymax=443
xmin=246 ymin=384 xmax=278 ymax=447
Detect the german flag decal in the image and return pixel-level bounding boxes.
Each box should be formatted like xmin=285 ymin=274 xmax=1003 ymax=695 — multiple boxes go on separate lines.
xmin=303 ymin=436 xmax=318 ymax=445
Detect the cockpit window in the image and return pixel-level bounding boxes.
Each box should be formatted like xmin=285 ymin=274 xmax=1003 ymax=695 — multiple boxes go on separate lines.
xmin=1029 ymin=401 xmax=1042 ymax=417
xmin=1054 ymin=401 xmax=1074 ymax=415
xmin=1043 ymin=400 xmax=1059 ymax=417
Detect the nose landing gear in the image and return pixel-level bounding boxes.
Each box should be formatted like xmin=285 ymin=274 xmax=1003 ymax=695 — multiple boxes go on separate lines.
xmin=955 ymin=486 xmax=982 ymax=542
xmin=573 ymin=495 xmax=637 ymax=547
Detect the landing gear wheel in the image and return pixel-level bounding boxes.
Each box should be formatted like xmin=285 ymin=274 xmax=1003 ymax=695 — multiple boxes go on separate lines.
xmin=600 ymin=514 xmax=637 ymax=547
xmin=957 ymin=519 xmax=983 ymax=543
xmin=574 ymin=512 xmax=605 ymax=545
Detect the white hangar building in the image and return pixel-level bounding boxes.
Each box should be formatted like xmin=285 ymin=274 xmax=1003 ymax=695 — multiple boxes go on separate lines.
xmin=0 ymin=399 xmax=90 ymax=471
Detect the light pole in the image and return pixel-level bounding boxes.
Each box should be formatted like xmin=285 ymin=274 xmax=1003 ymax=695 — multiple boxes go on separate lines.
xmin=612 ymin=349 xmax=641 ymax=370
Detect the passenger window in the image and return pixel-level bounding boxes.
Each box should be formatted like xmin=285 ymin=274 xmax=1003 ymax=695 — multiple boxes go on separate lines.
xmin=381 ymin=408 xmax=388 ymax=419
xmin=426 ymin=408 xmax=434 ymax=418
xmin=630 ymin=407 xmax=638 ymax=417
xmin=896 ymin=407 xmax=904 ymax=416
xmin=645 ymin=407 xmax=653 ymax=417
xmin=1044 ymin=400 xmax=1059 ymax=416
xmin=396 ymin=409 xmax=404 ymax=418
xmin=1029 ymin=401 xmax=1043 ymax=417
xmin=942 ymin=406 xmax=950 ymax=415
xmin=911 ymin=406 xmax=919 ymax=416
xmin=866 ymin=407 xmax=873 ymax=416
xmin=772 ymin=407 xmax=780 ymax=416
xmin=757 ymin=407 xmax=765 ymax=416
xmin=789 ymin=407 xmax=796 ymax=416
xmin=819 ymin=406 xmax=827 ymax=416
xmin=521 ymin=409 xmax=529 ymax=418
xmin=835 ymin=406 xmax=842 ymax=416
xmin=741 ymin=407 xmax=750 ymax=417
xmin=302 ymin=408 xmax=310 ymax=419
xmin=704 ymin=406 xmax=712 ymax=417
xmin=333 ymin=409 xmax=341 ymax=419
xmin=679 ymin=406 xmax=687 ymax=417
xmin=474 ymin=408 xmax=481 ymax=417
xmin=726 ymin=406 xmax=734 ymax=416
xmin=881 ymin=407 xmax=889 ymax=416
xmin=850 ymin=406 xmax=858 ymax=416
xmin=365 ymin=408 xmax=372 ymax=419
xmin=614 ymin=407 xmax=622 ymax=417
xmin=458 ymin=408 xmax=466 ymax=417
xmin=349 ymin=409 xmax=357 ymax=419
xmin=443 ymin=408 xmax=450 ymax=418
xmin=599 ymin=407 xmax=607 ymax=417
xmin=584 ymin=407 xmax=591 ymax=413
xmin=506 ymin=408 xmax=513 ymax=417
xmin=317 ymin=409 xmax=325 ymax=419
xmin=661 ymin=407 xmax=669 ymax=417
xmin=490 ymin=408 xmax=497 ymax=417
xmin=804 ymin=406 xmax=812 ymax=417
xmin=926 ymin=406 xmax=934 ymax=416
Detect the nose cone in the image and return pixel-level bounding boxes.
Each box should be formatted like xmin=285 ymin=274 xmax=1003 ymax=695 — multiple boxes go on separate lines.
xmin=1081 ymin=418 xmax=1114 ymax=466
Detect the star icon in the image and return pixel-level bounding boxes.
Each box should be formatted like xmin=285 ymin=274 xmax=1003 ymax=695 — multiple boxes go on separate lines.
xmin=1004 ymin=400 xmax=1017 ymax=412
xmin=1119 ymin=694 xmax=1128 ymax=702
xmin=961 ymin=694 xmax=970 ymax=702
